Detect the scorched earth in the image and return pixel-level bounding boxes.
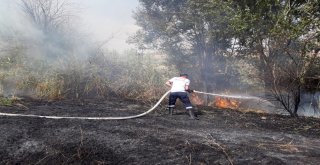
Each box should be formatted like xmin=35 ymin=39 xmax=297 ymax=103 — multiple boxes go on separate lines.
xmin=0 ymin=97 xmax=319 ymax=165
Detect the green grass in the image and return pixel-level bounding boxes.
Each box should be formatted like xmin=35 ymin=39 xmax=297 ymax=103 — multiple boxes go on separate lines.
xmin=0 ymin=97 xmax=14 ymax=106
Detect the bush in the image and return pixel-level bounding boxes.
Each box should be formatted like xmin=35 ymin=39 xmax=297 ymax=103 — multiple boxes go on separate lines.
xmin=0 ymin=46 xmax=174 ymax=102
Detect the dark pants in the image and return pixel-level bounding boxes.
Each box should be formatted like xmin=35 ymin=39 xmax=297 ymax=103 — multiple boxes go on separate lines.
xmin=168 ymin=92 xmax=193 ymax=110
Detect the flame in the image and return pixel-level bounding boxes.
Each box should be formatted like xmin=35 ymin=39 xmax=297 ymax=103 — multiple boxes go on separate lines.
xmin=214 ymin=96 xmax=240 ymax=109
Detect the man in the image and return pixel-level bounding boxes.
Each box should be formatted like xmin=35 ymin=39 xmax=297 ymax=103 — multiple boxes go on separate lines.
xmin=165 ymin=73 xmax=198 ymax=120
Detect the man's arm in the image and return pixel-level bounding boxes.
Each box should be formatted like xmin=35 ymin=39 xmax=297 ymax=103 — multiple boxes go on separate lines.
xmin=185 ymin=79 xmax=190 ymax=91
xmin=185 ymin=80 xmax=194 ymax=93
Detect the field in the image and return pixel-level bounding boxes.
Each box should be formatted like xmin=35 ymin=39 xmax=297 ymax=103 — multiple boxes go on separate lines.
xmin=0 ymin=97 xmax=319 ymax=165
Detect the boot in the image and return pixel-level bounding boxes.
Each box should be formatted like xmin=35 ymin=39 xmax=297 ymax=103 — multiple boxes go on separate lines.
xmin=168 ymin=107 xmax=174 ymax=115
xmin=188 ymin=109 xmax=198 ymax=120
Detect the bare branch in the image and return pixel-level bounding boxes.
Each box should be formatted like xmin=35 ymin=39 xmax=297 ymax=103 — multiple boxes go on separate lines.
xmin=19 ymin=0 xmax=73 ymax=33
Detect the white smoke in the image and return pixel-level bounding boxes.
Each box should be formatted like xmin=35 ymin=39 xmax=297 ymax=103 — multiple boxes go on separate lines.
xmin=298 ymin=92 xmax=320 ymax=117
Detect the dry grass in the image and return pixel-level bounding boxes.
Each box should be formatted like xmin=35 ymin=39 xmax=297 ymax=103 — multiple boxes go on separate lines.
xmin=257 ymin=139 xmax=301 ymax=153
xmin=205 ymin=134 xmax=234 ymax=165
xmin=237 ymin=108 xmax=267 ymax=114
xmin=0 ymin=48 xmax=174 ymax=101
xmin=35 ymin=78 xmax=64 ymax=100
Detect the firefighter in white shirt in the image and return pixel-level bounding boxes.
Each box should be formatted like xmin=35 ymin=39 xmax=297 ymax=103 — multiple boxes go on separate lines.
xmin=165 ymin=74 xmax=198 ymax=120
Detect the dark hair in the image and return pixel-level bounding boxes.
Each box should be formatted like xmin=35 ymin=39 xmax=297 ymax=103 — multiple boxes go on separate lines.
xmin=180 ymin=73 xmax=188 ymax=77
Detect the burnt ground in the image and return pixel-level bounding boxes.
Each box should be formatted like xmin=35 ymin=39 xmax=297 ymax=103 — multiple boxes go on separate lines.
xmin=0 ymin=97 xmax=319 ymax=165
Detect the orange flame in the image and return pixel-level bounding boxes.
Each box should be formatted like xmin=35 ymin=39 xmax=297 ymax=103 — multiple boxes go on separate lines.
xmin=214 ymin=96 xmax=240 ymax=109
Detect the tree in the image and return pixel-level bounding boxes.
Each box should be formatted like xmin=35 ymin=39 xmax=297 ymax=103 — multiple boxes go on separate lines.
xmin=131 ymin=0 xmax=236 ymax=103
xmin=20 ymin=0 xmax=73 ymax=34
xmin=230 ymin=0 xmax=320 ymax=117
xmin=20 ymin=0 xmax=78 ymax=59
xmin=0 ymin=0 xmax=82 ymax=98
xmin=133 ymin=0 xmax=320 ymax=116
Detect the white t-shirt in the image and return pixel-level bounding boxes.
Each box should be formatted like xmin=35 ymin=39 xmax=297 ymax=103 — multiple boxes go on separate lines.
xmin=169 ymin=77 xmax=190 ymax=92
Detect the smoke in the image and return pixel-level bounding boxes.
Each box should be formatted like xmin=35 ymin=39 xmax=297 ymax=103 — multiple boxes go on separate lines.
xmin=298 ymin=92 xmax=320 ymax=117
xmin=0 ymin=0 xmax=95 ymax=97
xmin=0 ymin=0 xmax=41 ymax=48
xmin=0 ymin=0 xmax=164 ymax=100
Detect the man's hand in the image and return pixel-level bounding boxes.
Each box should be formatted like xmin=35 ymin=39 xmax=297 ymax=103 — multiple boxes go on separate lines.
xmin=186 ymin=89 xmax=194 ymax=93
xmin=165 ymin=81 xmax=172 ymax=87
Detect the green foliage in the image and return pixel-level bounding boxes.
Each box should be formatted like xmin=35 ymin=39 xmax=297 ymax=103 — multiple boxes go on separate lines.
xmin=230 ymin=0 xmax=319 ymax=48
xmin=132 ymin=0 xmax=238 ymax=95
xmin=0 ymin=97 xmax=14 ymax=106
xmin=229 ymin=0 xmax=320 ymax=116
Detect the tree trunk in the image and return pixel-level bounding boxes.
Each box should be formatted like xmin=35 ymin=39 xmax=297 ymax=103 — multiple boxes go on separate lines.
xmin=200 ymin=48 xmax=209 ymax=105
xmin=292 ymin=85 xmax=301 ymax=117
xmin=257 ymin=39 xmax=274 ymax=95
xmin=199 ymin=43 xmax=215 ymax=105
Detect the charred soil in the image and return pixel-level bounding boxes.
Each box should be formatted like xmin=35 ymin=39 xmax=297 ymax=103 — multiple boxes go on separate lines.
xmin=0 ymin=97 xmax=319 ymax=165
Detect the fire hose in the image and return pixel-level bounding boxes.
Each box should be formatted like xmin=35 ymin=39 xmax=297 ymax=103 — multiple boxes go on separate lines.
xmin=0 ymin=90 xmax=262 ymax=120
xmin=193 ymin=90 xmax=260 ymax=99
xmin=0 ymin=91 xmax=171 ymax=120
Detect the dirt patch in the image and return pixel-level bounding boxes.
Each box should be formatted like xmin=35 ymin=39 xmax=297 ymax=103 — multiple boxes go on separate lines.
xmin=0 ymin=98 xmax=319 ymax=164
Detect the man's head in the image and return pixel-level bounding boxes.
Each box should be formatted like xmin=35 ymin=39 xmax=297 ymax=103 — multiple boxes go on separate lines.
xmin=180 ymin=73 xmax=188 ymax=78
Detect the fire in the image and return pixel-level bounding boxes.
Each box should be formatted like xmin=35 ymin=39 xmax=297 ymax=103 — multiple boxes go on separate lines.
xmin=214 ymin=96 xmax=240 ymax=109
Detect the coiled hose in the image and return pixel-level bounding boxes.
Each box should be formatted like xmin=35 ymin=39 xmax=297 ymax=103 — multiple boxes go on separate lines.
xmin=0 ymin=91 xmax=171 ymax=120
